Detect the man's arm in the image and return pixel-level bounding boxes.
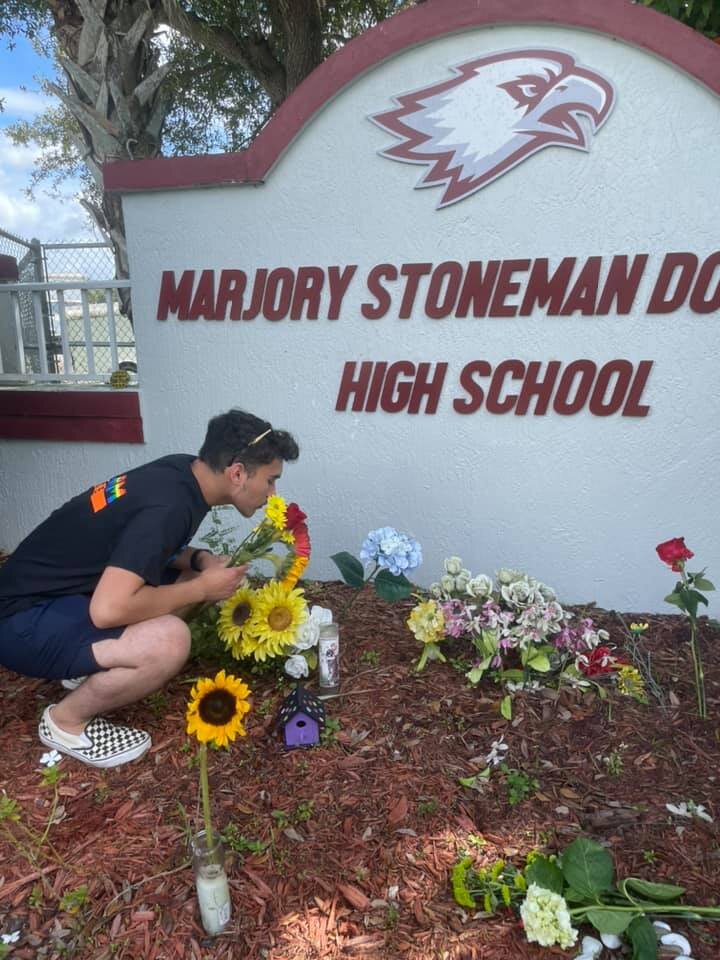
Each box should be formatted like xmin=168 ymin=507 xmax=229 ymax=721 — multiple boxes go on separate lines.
xmin=88 ymin=562 xmax=247 ymax=628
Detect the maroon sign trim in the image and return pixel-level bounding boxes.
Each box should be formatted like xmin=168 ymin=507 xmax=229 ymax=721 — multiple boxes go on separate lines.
xmin=0 ymin=391 xmax=144 ymax=443
xmin=104 ymin=0 xmax=719 ymax=194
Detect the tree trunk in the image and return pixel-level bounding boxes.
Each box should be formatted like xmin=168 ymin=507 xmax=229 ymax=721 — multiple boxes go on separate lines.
xmin=45 ymin=0 xmax=170 ymax=322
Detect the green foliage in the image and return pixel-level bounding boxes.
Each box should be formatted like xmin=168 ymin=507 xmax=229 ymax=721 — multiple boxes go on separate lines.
xmin=360 ymin=648 xmax=380 ymax=665
xmin=220 ymin=823 xmax=270 ymax=861
xmin=642 ymin=0 xmax=720 ymax=38
xmin=321 ymin=716 xmax=341 ymax=745
xmin=451 ymin=855 xmax=527 ymax=912
xmin=59 ymin=884 xmax=89 ymax=914
xmin=500 ymin=765 xmax=539 ymax=806
xmin=417 ymin=797 xmax=439 ymax=817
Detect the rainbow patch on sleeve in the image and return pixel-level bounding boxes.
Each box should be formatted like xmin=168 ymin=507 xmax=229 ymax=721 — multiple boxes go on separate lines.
xmin=90 ymin=473 xmax=127 ymax=513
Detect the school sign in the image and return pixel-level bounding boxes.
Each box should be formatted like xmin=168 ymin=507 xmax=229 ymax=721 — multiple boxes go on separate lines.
xmin=10 ymin=0 xmax=720 ymax=611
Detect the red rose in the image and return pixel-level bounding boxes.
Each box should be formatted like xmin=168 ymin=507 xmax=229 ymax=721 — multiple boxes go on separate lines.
xmin=285 ymin=502 xmax=307 ymax=532
xmin=656 ymin=537 xmax=694 ymax=572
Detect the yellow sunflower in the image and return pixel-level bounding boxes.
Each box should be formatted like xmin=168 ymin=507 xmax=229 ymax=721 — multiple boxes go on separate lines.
xmin=264 ymin=495 xmax=287 ymax=532
xmin=186 ymin=670 xmax=251 ymax=747
xmin=241 ymin=581 xmax=308 ymax=661
xmin=217 ymin=586 xmax=258 ymax=658
xmin=281 ymin=555 xmax=309 ymax=590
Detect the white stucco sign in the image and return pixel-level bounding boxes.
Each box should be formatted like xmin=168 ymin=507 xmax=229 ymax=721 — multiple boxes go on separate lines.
xmin=9 ymin=0 xmax=719 ymax=612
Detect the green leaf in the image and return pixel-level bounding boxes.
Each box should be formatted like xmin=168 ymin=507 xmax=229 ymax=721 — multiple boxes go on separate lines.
xmin=500 ymin=695 xmax=512 ymax=720
xmin=374 ymin=569 xmax=412 ymax=602
xmin=694 ymin=577 xmax=715 ymax=592
xmin=623 ymin=877 xmax=685 ymax=901
xmin=586 ymin=908 xmax=634 ymax=935
xmin=679 ymin=587 xmax=700 ymax=619
xmin=560 ymin=836 xmax=615 ymax=898
xmin=563 ymin=885 xmax=587 ymax=903
xmin=526 ymin=653 xmax=551 ymax=672
xmin=627 ymin=914 xmax=659 ymax=960
xmin=524 ymin=856 xmax=564 ymax=894
xmin=664 ymin=591 xmax=685 ymax=609
xmin=330 ymin=551 xmax=365 ymax=588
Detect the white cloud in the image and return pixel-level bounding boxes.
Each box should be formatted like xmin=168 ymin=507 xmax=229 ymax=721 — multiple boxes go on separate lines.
xmin=0 ymin=86 xmax=53 ymax=117
xmin=0 ymin=130 xmax=95 ymax=243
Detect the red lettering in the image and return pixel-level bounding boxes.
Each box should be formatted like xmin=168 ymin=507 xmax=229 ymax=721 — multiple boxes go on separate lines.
xmin=408 ymin=362 xmax=447 ymax=413
xmin=486 ymin=360 xmax=524 ymax=413
xmin=380 ymin=361 xmax=416 ymax=412
xmin=689 ymin=252 xmax=720 ymax=313
xmin=242 ymin=269 xmax=267 ymax=320
xmin=560 ymin=257 xmax=601 ymax=315
xmin=157 ymin=270 xmax=195 ymax=321
xmin=365 ymin=362 xmax=388 ymax=412
xmin=519 ymin=258 xmax=575 ymax=315
xmin=489 ymin=259 xmax=530 ymax=317
xmin=425 ymin=262 xmax=462 ymax=319
xmin=335 ymin=361 xmax=373 ymax=411
xmin=596 ymin=254 xmax=648 ymax=315
xmin=187 ymin=270 xmax=216 ymax=320
xmin=263 ymin=268 xmax=294 ymax=321
xmin=515 ymin=360 xmax=561 ymax=414
xmin=399 ymin=263 xmax=432 ymax=318
xmin=453 ymin=360 xmax=491 ymax=413
xmin=647 ymin=253 xmax=698 ymax=313
xmin=553 ymin=360 xmax=596 ymax=414
xmin=215 ymin=270 xmax=246 ymax=321
xmin=589 ymin=360 xmax=633 ymax=416
xmin=290 ymin=267 xmax=324 ymax=320
xmin=622 ymin=360 xmax=652 ymax=417
xmin=327 ymin=265 xmax=357 ymax=320
xmin=362 ymin=264 xmax=396 ymax=319
xmin=456 ymin=261 xmax=500 ymax=317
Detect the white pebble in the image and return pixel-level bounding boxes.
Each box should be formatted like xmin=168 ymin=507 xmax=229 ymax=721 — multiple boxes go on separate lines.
xmin=660 ymin=932 xmax=692 ymax=955
xmin=580 ymin=935 xmax=603 ymax=957
xmin=600 ymin=932 xmax=623 ymax=949
xmin=653 ymin=920 xmax=672 ymax=933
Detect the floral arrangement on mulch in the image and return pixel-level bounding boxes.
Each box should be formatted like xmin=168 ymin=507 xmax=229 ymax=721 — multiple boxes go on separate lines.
xmin=0 ymin=535 xmax=719 ymax=959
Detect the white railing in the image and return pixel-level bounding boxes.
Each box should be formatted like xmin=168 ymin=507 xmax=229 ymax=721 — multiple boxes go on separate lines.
xmin=0 ymin=280 xmax=135 ymax=384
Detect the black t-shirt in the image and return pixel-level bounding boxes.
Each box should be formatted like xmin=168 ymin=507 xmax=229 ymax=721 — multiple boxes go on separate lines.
xmin=0 ymin=454 xmax=210 ymax=619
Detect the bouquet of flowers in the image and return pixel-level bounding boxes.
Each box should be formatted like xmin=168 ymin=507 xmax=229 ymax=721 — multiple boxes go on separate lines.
xmin=409 ymin=557 xmax=612 ymax=688
xmin=226 ymin=496 xmax=310 ymax=588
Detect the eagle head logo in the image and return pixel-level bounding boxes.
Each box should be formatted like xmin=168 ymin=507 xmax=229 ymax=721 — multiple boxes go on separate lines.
xmin=370 ymin=49 xmax=616 ymax=207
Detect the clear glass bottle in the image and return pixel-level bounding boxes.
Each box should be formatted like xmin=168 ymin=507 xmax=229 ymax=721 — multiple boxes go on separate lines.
xmin=318 ymin=622 xmax=340 ymax=696
xmin=191 ymin=830 xmax=231 ymax=935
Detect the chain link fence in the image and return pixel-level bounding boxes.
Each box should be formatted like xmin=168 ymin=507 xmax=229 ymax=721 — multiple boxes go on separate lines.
xmin=0 ymin=229 xmax=136 ymax=379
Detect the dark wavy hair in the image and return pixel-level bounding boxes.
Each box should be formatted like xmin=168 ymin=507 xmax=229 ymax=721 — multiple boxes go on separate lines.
xmin=199 ymin=409 xmax=299 ymax=473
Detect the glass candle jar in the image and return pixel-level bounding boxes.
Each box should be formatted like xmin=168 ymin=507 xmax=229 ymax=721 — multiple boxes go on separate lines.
xmin=318 ymin=622 xmax=340 ymax=696
xmin=191 ymin=830 xmax=231 ymax=935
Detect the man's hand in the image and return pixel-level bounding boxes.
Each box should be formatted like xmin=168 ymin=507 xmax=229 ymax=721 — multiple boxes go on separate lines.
xmin=197 ymin=558 xmax=248 ymax=602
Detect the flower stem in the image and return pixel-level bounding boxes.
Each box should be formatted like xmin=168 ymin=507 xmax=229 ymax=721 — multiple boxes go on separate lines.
xmin=689 ymin=619 xmax=707 ymax=720
xmin=570 ymin=902 xmax=720 ymax=920
xmin=199 ymin=743 xmax=214 ymax=849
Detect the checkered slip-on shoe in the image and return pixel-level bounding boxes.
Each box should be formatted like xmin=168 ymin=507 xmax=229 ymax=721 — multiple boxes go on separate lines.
xmin=60 ymin=676 xmax=87 ymax=690
xmin=39 ymin=706 xmax=151 ymax=769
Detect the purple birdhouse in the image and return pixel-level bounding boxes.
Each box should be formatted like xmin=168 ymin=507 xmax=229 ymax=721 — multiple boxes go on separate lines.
xmin=276 ymin=684 xmax=326 ymax=749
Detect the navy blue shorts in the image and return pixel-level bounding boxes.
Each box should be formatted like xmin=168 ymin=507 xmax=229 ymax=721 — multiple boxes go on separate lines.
xmin=0 ymin=595 xmax=122 ymax=680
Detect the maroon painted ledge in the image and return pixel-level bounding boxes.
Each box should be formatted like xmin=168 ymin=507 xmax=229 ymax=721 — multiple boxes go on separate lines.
xmin=103 ymin=0 xmax=720 ymax=194
xmin=0 ymin=390 xmax=144 ymax=443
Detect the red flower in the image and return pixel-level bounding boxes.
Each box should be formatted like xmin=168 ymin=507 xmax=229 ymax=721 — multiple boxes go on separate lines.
xmin=656 ymin=537 xmax=694 ymax=572
xmin=293 ymin=523 xmax=311 ymax=558
xmin=578 ymin=645 xmax=622 ymax=677
xmin=285 ymin=502 xmax=307 ymax=532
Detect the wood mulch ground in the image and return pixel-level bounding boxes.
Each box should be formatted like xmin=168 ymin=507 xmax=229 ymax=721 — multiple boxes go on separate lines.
xmin=0 ymin=582 xmax=718 ymax=960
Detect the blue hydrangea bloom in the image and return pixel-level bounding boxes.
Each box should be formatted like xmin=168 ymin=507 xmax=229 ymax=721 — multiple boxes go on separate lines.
xmin=360 ymin=527 xmax=423 ymax=576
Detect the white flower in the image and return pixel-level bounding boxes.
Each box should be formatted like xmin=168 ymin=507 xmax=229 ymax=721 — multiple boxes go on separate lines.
xmin=496 ymin=567 xmax=525 ymax=586
xmin=40 ymin=750 xmax=62 ymax=768
xmin=520 ymin=884 xmax=577 ymax=950
xmin=1 ymin=931 xmax=20 ymax=944
xmin=293 ymin=619 xmax=320 ymax=651
xmin=501 ymin=580 xmax=535 ymax=608
xmin=466 ymin=574 xmax=493 ymax=598
xmin=666 ymin=801 xmax=713 ymax=822
xmin=284 ymin=654 xmax=310 ymax=679
xmin=444 ymin=556 xmax=464 ymax=576
xmin=309 ymin=605 xmax=333 ymax=625
xmin=440 ymin=574 xmax=456 ymax=593
xmin=429 ymin=582 xmax=443 ymax=598
xmin=485 ymin=735 xmax=509 ymax=767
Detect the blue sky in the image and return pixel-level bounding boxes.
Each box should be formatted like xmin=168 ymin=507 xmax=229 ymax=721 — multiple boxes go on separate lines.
xmin=0 ymin=31 xmax=96 ymax=242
